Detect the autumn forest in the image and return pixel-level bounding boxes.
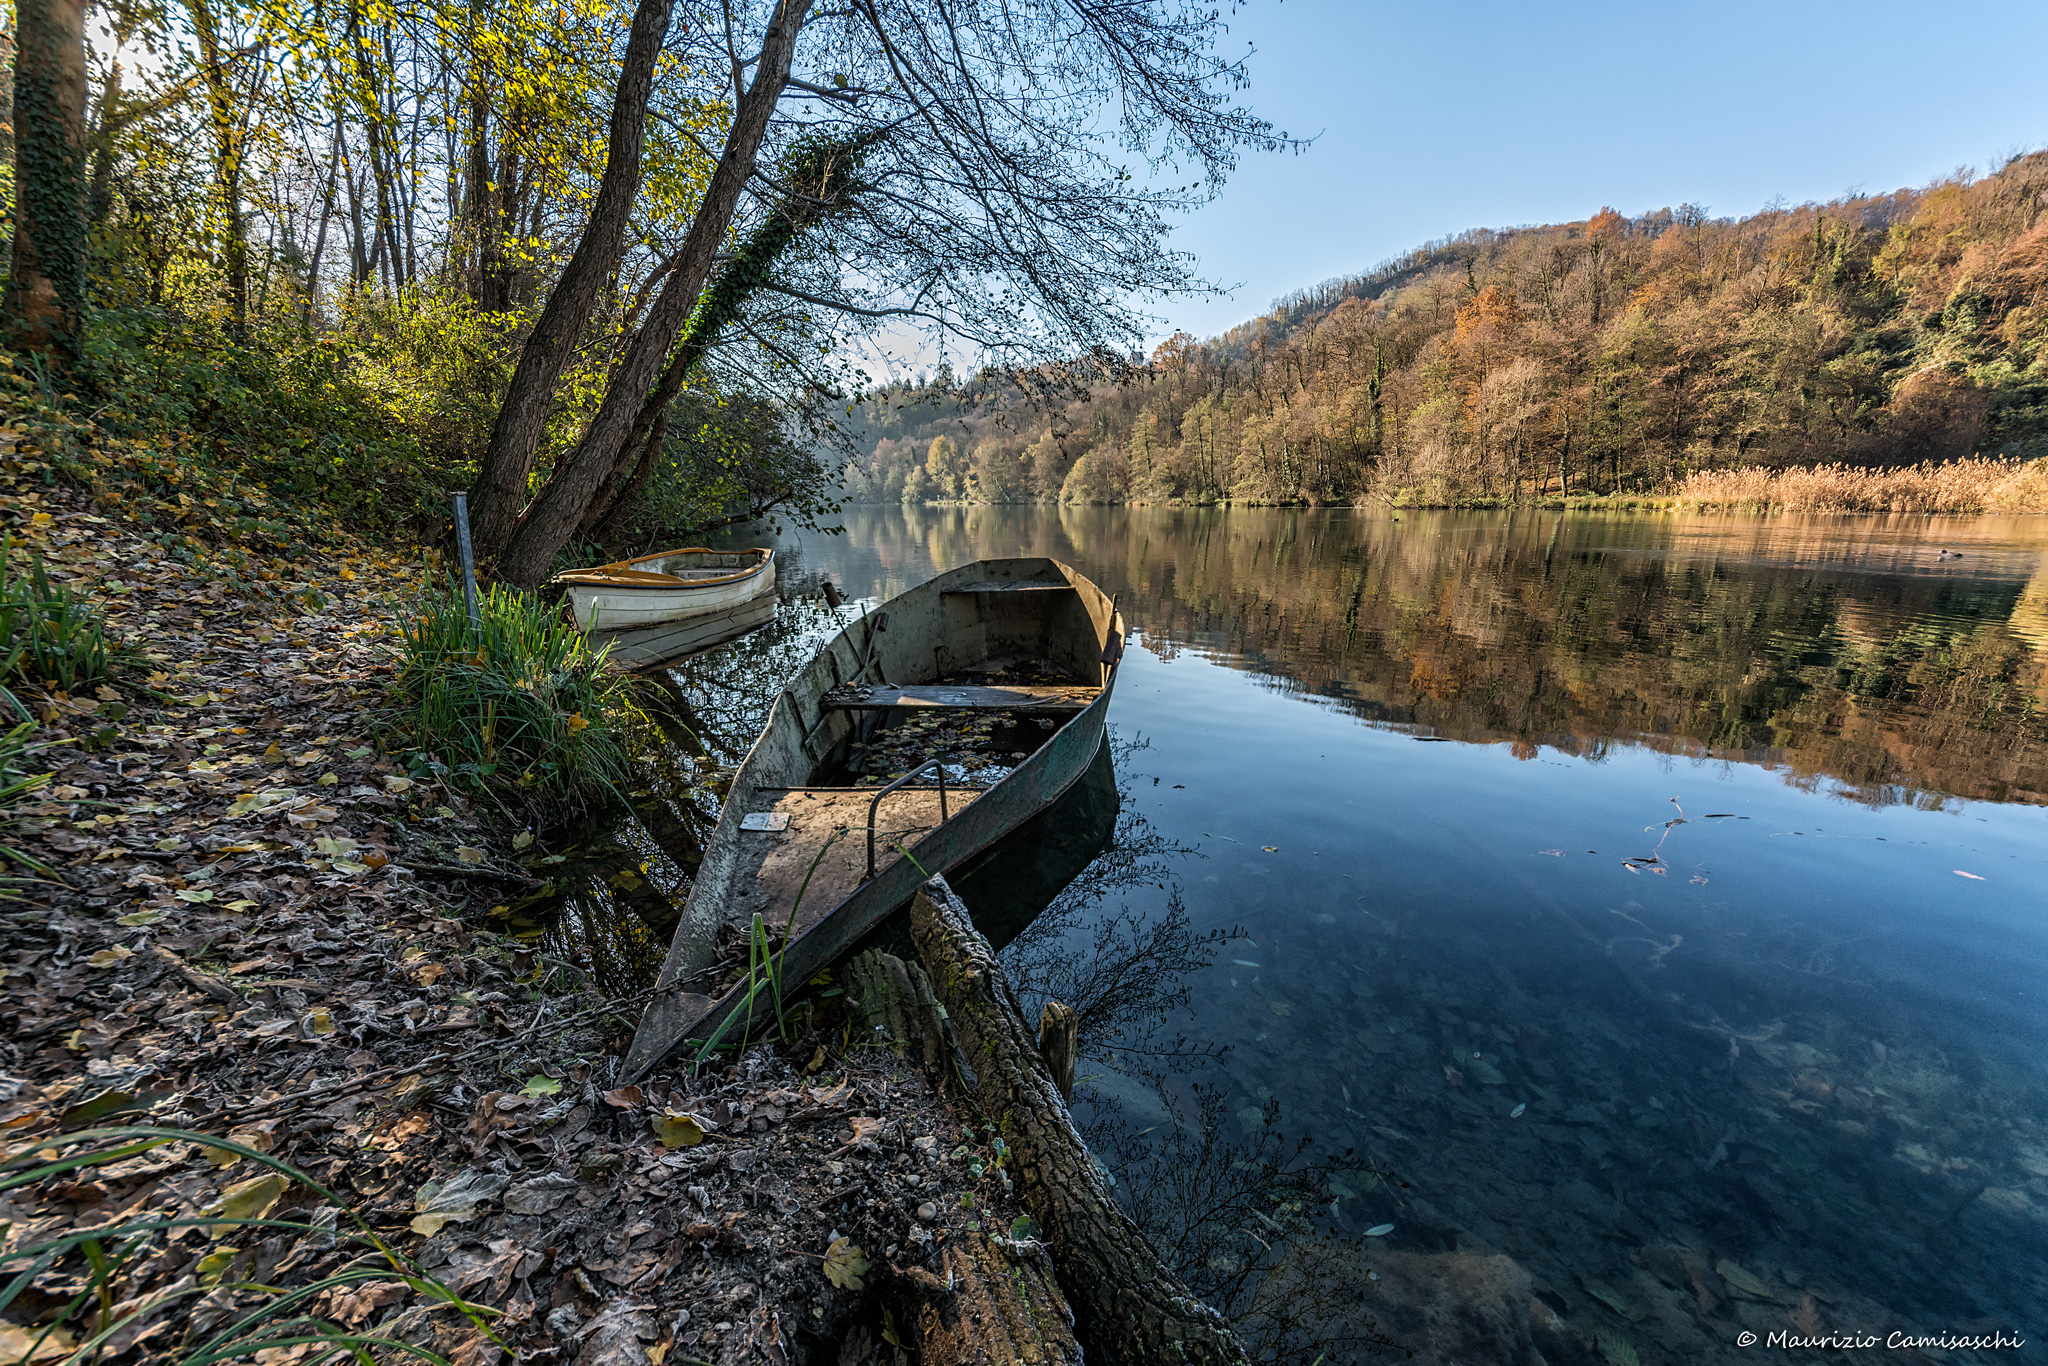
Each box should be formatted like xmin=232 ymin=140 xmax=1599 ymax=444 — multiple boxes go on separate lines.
xmin=844 ymin=155 xmax=2048 ymax=508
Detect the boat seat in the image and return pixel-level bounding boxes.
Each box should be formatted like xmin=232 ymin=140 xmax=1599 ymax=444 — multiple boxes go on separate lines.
xmin=940 ymin=581 xmax=1073 ymax=594
xmin=824 ymin=682 xmax=1100 ymax=713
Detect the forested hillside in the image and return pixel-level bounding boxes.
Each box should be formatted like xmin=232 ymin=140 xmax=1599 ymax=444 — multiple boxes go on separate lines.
xmin=843 ymin=155 xmax=2048 ymax=506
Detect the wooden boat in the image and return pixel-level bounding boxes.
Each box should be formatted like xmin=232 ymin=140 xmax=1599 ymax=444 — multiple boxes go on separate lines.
xmin=554 ymin=547 xmax=775 ymax=633
xmin=622 ymin=557 xmax=1126 ymax=1080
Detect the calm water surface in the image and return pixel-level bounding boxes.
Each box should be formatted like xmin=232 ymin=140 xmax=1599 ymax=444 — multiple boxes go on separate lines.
xmin=725 ymin=506 xmax=2048 ymax=1361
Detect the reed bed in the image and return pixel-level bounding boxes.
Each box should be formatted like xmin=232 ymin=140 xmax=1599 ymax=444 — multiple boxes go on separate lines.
xmin=1673 ymin=458 xmax=2048 ymax=514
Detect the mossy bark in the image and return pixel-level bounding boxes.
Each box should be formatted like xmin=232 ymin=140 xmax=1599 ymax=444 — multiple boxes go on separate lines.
xmin=846 ymin=947 xmax=1083 ymax=1364
xmin=908 ymin=877 xmax=1250 ymax=1365
xmin=903 ymin=1231 xmax=1083 ymax=1366
xmin=6 ymin=0 xmax=89 ymax=354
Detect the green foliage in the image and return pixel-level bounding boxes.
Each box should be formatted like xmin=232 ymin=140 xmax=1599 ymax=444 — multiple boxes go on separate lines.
xmin=621 ymin=388 xmax=842 ymax=541
xmin=391 ymin=583 xmax=648 ymax=808
xmin=330 ymin=290 xmax=516 ymax=465
xmin=0 ymin=535 xmax=117 ymax=694
xmin=0 ymin=1126 xmax=497 ymax=1365
xmin=47 ymin=307 xmax=470 ymax=546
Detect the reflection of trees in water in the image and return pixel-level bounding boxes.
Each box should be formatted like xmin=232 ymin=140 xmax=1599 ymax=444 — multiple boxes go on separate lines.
xmin=1149 ymin=518 xmax=2048 ymax=807
xmin=998 ymin=734 xmax=1400 ymax=1363
xmin=809 ymin=506 xmax=2048 ymax=805
xmin=1000 ymin=735 xmax=1222 ymax=1068
xmin=657 ymin=591 xmax=854 ymax=774
xmin=525 ymin=739 xmax=704 ymax=997
xmin=1091 ymin=1086 xmax=1401 ymax=1365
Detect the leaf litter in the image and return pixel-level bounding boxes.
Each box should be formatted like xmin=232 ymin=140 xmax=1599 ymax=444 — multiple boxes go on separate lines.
xmin=1 ymin=463 xmax=1036 ymax=1365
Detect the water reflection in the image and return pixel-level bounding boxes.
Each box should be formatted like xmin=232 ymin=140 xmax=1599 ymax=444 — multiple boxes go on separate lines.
xmin=738 ymin=506 xmax=2048 ymax=806
xmin=510 ymin=590 xmax=853 ymax=994
xmin=740 ymin=507 xmax=2048 ymax=1364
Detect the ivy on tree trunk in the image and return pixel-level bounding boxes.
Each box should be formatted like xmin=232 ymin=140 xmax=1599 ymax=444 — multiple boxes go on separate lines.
xmin=7 ymin=0 xmax=90 ymax=356
xmin=489 ymin=0 xmax=812 ymax=589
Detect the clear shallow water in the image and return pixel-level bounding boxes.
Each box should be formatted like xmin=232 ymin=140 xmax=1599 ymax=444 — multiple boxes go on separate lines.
xmin=741 ymin=506 xmax=2048 ymax=1361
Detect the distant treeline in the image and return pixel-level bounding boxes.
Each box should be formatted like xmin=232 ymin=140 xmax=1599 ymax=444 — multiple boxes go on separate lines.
xmin=840 ymin=154 xmax=2048 ymax=506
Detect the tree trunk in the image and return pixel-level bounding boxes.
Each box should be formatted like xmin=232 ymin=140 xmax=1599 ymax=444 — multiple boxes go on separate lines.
xmin=491 ymin=0 xmax=810 ymax=587
xmin=1558 ymin=403 xmax=1571 ymax=497
xmin=85 ymin=6 xmax=136 ymax=225
xmin=465 ymin=88 xmax=512 ymax=313
xmin=304 ymin=131 xmax=340 ymax=322
xmin=465 ymin=0 xmax=680 ymax=555
xmin=843 ymin=947 xmax=1085 ymax=1366
xmin=908 ymin=878 xmax=1251 ymax=1366
xmin=1037 ymin=1001 xmax=1077 ymax=1102
xmin=584 ymin=134 xmax=869 ymax=540
xmin=6 ymin=0 xmax=90 ymax=354
xmin=903 ymin=1232 xmax=1083 ymax=1366
xmin=186 ymin=0 xmax=247 ymax=336
xmin=583 ymin=401 xmax=670 ymax=541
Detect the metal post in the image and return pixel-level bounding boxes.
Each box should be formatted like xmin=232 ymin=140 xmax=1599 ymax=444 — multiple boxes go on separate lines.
xmin=452 ymin=493 xmax=481 ymax=633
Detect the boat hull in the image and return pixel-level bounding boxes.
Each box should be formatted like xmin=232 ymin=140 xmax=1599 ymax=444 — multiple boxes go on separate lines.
xmin=560 ymin=549 xmax=775 ymax=632
xmin=590 ymin=597 xmax=778 ymax=670
xmin=622 ymin=557 xmax=1123 ymax=1080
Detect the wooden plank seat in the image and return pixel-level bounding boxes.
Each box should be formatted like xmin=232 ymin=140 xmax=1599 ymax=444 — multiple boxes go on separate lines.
xmin=724 ymin=787 xmax=988 ymax=938
xmin=823 ymin=682 xmax=1101 ymax=713
xmin=939 ymin=581 xmax=1074 ymax=593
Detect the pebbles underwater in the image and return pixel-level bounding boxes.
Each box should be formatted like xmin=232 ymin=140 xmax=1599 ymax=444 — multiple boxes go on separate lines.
xmin=711 ymin=509 xmax=2048 ymax=1363
xmin=1149 ymin=719 xmax=2048 ymax=1363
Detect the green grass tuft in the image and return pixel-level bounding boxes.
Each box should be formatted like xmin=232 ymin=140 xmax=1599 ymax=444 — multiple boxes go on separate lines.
xmin=0 ymin=718 xmax=54 ymax=894
xmin=390 ymin=583 xmax=649 ymax=808
xmin=1 ymin=1125 xmax=499 ymax=1365
xmin=1 ymin=535 xmax=119 ymax=696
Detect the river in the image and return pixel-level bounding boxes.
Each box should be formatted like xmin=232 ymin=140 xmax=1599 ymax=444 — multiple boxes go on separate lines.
xmin=567 ymin=505 xmax=2048 ymax=1361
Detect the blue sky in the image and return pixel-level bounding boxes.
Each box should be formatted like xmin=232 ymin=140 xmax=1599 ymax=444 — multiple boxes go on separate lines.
xmin=1149 ymin=0 xmax=2048 ymax=343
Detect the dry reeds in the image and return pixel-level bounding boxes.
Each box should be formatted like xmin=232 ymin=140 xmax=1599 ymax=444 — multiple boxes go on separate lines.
xmin=1674 ymin=458 xmax=2048 ymax=514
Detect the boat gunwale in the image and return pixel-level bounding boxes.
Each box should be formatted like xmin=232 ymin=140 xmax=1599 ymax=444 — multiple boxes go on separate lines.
xmin=554 ymin=546 xmax=774 ymax=591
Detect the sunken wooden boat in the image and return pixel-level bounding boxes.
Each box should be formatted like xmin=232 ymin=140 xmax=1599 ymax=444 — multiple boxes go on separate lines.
xmin=553 ymin=547 xmax=775 ymax=634
xmin=622 ymin=557 xmax=1126 ymax=1081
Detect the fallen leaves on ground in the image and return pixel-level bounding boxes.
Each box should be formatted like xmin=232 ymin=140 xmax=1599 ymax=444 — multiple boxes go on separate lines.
xmin=822 ymin=1237 xmax=870 ymax=1290
xmin=0 ymin=459 xmax=1031 ymax=1365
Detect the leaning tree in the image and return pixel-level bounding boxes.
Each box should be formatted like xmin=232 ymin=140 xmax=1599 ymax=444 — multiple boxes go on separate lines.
xmin=469 ymin=0 xmax=1294 ymax=585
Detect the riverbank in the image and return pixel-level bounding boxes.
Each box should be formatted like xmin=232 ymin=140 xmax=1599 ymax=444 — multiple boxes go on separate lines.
xmin=865 ymin=455 xmax=2048 ymax=517
xmin=0 ymin=443 xmax=1035 ymax=1365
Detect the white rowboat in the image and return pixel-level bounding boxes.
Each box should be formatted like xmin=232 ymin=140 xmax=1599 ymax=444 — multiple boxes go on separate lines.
xmin=554 ymin=547 xmax=775 ymax=633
